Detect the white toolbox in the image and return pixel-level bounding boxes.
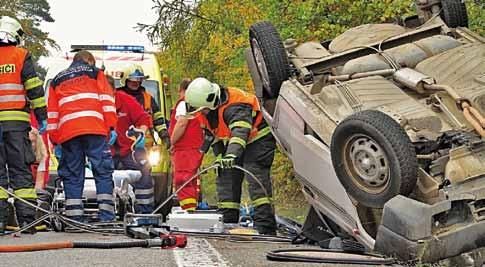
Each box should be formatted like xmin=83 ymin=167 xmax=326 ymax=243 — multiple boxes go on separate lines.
xmin=166 ymin=209 xmax=224 ymax=233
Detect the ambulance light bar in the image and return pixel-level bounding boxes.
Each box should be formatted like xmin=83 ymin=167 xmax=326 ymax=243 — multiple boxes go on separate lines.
xmin=70 ymin=45 xmax=145 ymax=53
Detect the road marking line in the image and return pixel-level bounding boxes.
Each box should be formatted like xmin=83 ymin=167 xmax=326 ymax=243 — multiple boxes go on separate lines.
xmin=173 ymin=238 xmax=229 ymax=267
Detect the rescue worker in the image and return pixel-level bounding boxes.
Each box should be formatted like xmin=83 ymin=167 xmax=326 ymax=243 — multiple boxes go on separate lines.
xmin=185 ymin=77 xmax=277 ymax=235
xmin=47 ymin=51 xmax=117 ymax=222
xmin=0 ymin=16 xmax=47 ymax=233
xmin=168 ymin=78 xmax=204 ymax=211
xmin=106 ymin=75 xmax=155 ymax=213
xmin=118 ymin=64 xmax=170 ymax=148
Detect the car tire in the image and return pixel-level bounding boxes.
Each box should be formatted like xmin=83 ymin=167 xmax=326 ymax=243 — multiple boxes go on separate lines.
xmin=249 ymin=21 xmax=289 ymax=99
xmin=440 ymin=0 xmax=468 ymax=28
xmin=331 ymin=110 xmax=418 ymax=208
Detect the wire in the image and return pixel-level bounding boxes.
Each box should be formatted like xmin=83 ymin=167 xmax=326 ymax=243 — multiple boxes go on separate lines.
xmin=169 ymin=230 xmax=293 ymax=244
xmin=0 ymin=213 xmax=52 ymax=236
xmin=152 ymin=163 xmax=272 ymax=214
xmin=0 ymin=186 xmax=125 ymax=235
xmin=233 ymin=165 xmax=270 ymax=198
xmin=152 ymin=164 xmax=219 ymax=214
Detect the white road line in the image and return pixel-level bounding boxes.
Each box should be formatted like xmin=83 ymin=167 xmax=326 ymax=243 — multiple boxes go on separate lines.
xmin=173 ymin=238 xmax=229 ymax=267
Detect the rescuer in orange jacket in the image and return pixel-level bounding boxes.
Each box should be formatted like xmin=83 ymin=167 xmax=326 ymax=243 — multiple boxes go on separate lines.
xmin=185 ymin=77 xmax=277 ymax=235
xmin=47 ymin=51 xmax=118 ymax=222
xmin=168 ymin=78 xmax=204 ymax=211
xmin=0 ymin=16 xmax=47 ymax=234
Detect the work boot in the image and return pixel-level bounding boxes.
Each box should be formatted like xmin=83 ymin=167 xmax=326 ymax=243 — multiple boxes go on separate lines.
xmin=15 ymin=199 xmax=38 ymax=234
xmin=219 ymin=208 xmax=239 ymax=223
xmin=256 ymin=226 xmax=276 ymax=236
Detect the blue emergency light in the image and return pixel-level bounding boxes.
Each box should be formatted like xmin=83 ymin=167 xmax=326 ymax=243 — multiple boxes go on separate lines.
xmin=70 ymin=45 xmax=145 ymax=53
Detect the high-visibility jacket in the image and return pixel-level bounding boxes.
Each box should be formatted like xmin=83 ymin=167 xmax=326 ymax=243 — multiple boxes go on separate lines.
xmin=168 ymin=98 xmax=203 ymax=152
xmin=47 ymin=60 xmax=117 ymax=145
xmin=113 ymin=90 xmax=153 ymax=157
xmin=0 ymin=45 xmax=46 ymax=127
xmin=213 ymin=88 xmax=263 ymax=140
xmin=200 ymin=87 xmax=269 ymax=158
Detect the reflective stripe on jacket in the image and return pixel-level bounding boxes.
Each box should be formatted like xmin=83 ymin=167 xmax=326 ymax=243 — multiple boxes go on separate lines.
xmin=203 ymin=87 xmax=263 ymax=141
xmin=0 ymin=46 xmax=27 ymax=111
xmin=47 ymin=61 xmax=117 ymax=144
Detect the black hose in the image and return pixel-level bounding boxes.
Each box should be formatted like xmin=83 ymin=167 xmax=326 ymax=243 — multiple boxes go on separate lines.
xmin=266 ymin=248 xmax=396 ymax=265
xmin=73 ymin=240 xmax=149 ymax=249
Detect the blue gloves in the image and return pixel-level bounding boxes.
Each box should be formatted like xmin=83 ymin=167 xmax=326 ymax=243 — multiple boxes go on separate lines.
xmin=215 ymin=154 xmax=237 ymax=169
xmin=38 ymin=120 xmax=47 ymax=134
xmin=134 ymin=135 xmax=145 ymax=150
xmin=126 ymin=126 xmax=145 ymax=150
xmin=54 ymin=145 xmax=62 ymax=160
xmin=108 ymin=130 xmax=117 ymax=145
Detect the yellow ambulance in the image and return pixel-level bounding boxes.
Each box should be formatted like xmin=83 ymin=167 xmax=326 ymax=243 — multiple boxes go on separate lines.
xmin=44 ymin=45 xmax=172 ymax=215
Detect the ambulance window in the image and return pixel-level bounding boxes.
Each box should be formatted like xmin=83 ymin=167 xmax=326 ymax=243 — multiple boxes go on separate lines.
xmin=113 ymin=79 xmax=160 ymax=106
xmin=141 ymin=80 xmax=161 ymax=106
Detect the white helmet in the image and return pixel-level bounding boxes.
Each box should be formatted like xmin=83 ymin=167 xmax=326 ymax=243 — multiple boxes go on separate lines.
xmin=0 ymin=16 xmax=23 ymax=44
xmin=185 ymin=77 xmax=221 ymax=113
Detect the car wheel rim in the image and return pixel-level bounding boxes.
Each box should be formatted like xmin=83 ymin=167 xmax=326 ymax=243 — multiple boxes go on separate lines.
xmin=344 ymin=135 xmax=390 ymax=193
xmin=251 ymin=38 xmax=271 ymax=91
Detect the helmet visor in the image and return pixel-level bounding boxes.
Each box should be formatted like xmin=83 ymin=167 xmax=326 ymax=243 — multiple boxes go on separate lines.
xmin=126 ymin=77 xmax=144 ymax=82
xmin=127 ymin=69 xmax=148 ymax=81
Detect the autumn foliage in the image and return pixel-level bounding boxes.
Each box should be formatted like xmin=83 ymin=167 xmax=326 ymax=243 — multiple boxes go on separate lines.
xmin=141 ymin=0 xmax=484 ymax=212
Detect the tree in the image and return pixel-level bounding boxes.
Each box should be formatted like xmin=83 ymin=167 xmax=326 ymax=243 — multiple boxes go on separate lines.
xmin=0 ymin=0 xmax=58 ymax=77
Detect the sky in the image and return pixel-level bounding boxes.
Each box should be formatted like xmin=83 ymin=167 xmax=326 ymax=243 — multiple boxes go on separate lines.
xmin=41 ymin=0 xmax=159 ymax=58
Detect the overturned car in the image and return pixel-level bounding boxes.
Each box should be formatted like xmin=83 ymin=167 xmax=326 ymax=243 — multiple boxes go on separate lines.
xmin=247 ymin=0 xmax=485 ymax=262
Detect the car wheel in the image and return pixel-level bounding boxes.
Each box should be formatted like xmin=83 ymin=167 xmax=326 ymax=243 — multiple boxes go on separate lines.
xmin=50 ymin=216 xmax=64 ymax=232
xmin=440 ymin=0 xmax=468 ymax=28
xmin=331 ymin=110 xmax=418 ymax=208
xmin=249 ymin=21 xmax=289 ymax=99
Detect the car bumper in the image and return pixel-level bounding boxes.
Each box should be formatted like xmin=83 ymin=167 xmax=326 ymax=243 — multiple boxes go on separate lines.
xmin=375 ymin=190 xmax=485 ymax=262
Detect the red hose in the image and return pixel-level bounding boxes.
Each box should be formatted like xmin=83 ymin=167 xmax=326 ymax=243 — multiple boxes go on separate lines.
xmin=0 ymin=241 xmax=73 ymax=252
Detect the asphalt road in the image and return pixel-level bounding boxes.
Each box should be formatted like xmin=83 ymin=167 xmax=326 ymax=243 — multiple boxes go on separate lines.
xmin=0 ymin=232 xmax=397 ymax=267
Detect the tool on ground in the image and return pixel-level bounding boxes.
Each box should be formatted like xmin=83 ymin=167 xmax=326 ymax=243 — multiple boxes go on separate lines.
xmin=123 ymin=212 xmax=187 ymax=247
xmin=166 ymin=209 xmax=224 ymax=233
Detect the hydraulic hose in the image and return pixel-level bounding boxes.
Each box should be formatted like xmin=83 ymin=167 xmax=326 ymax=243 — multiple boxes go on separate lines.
xmin=0 ymin=239 xmax=174 ymax=252
xmin=152 ymin=164 xmax=271 ymax=214
xmin=170 ymin=230 xmax=292 ymax=244
xmin=0 ymin=186 xmax=124 ymax=236
xmin=152 ymin=164 xmax=219 ymax=214
xmin=266 ymin=248 xmax=396 ymax=265
xmin=0 ymin=242 xmax=73 ymax=252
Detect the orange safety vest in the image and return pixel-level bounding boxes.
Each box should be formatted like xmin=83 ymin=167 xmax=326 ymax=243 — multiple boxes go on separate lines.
xmin=203 ymin=87 xmax=263 ymax=141
xmin=0 ymin=46 xmax=27 ymax=110
xmin=143 ymin=91 xmax=152 ymax=112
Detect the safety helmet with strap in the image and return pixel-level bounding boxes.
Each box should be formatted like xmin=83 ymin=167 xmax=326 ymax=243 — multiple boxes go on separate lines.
xmin=185 ymin=77 xmax=221 ymax=113
xmin=0 ymin=16 xmax=24 ymax=44
xmin=119 ymin=63 xmax=149 ymax=87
